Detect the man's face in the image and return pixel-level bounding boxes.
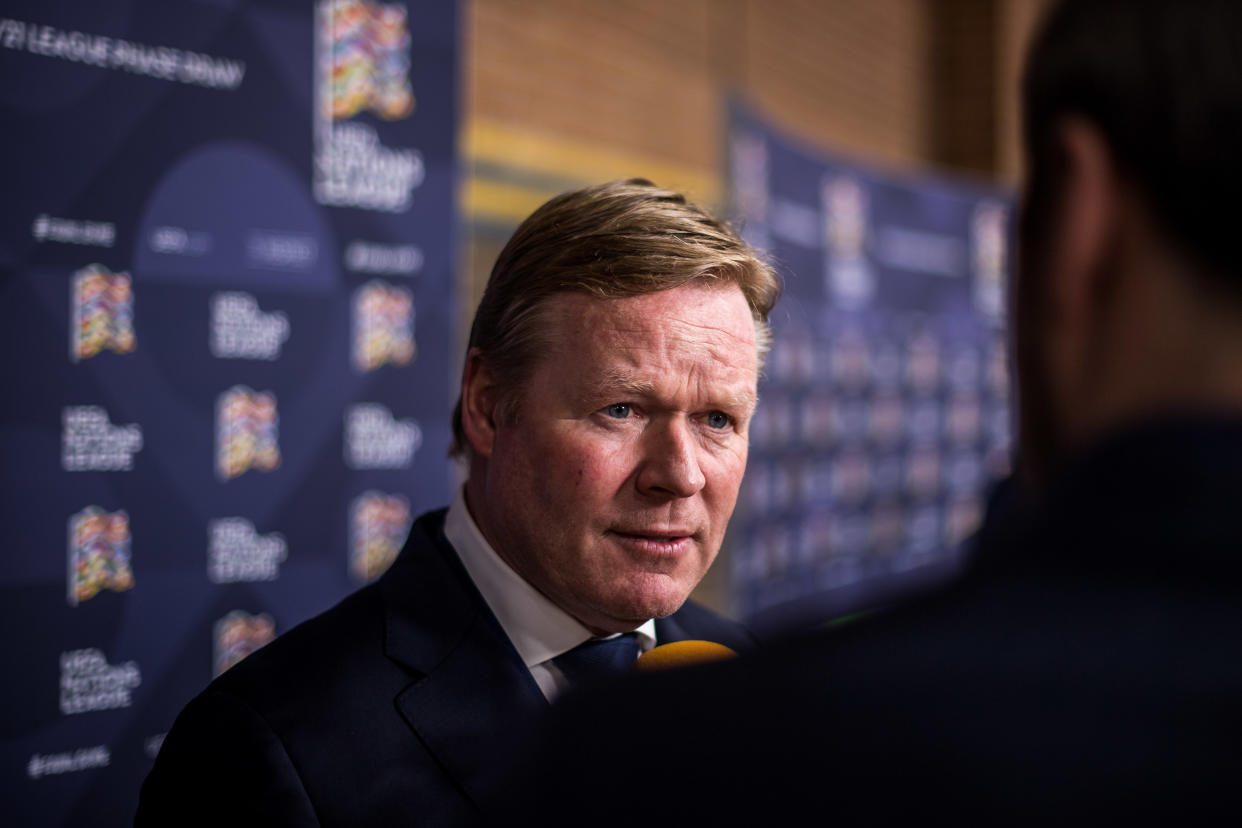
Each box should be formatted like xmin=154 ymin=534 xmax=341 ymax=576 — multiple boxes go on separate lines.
xmin=475 ymin=282 xmax=758 ymax=634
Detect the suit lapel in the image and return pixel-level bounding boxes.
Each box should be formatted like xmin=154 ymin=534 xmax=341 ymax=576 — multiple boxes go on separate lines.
xmin=380 ymin=513 xmax=547 ymax=817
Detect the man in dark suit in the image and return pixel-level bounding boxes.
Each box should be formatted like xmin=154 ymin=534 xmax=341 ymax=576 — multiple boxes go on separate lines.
xmin=135 ymin=179 xmax=779 ymax=826
xmin=520 ymin=1 xmax=1242 ymax=823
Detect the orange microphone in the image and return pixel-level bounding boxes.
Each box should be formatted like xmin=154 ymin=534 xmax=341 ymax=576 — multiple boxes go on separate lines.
xmin=635 ymin=640 xmax=737 ymax=671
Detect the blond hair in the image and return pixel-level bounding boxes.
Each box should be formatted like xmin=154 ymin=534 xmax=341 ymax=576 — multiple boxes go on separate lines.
xmin=451 ymin=178 xmax=779 ymax=457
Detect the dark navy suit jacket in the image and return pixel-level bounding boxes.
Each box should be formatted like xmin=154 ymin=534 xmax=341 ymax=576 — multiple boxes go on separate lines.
xmin=135 ymin=509 xmax=756 ymax=826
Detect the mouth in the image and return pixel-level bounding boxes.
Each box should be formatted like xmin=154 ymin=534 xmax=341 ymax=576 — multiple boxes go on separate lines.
xmin=607 ymin=529 xmax=696 ymax=555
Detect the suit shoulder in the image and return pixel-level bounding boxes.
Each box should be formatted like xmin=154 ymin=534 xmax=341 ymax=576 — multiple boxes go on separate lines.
xmin=138 ymin=685 xmax=320 ymax=825
xmin=207 ymin=508 xmax=450 ymax=697
xmin=207 ymin=580 xmax=389 ymax=706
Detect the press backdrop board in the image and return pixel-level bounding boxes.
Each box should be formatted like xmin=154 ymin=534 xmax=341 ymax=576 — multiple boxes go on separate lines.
xmin=727 ymin=101 xmax=1015 ymax=633
xmin=0 ymin=2 xmax=458 ymax=823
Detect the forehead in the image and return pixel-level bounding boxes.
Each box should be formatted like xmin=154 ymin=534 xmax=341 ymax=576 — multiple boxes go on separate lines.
xmin=539 ymin=284 xmax=759 ymax=392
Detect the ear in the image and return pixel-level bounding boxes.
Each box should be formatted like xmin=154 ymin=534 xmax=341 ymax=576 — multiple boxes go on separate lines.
xmin=460 ymin=347 xmax=500 ymax=458
xmin=1046 ymin=118 xmax=1124 ymax=334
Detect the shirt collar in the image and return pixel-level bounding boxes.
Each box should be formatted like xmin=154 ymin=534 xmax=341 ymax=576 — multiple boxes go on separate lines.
xmin=443 ymin=486 xmax=657 ymax=669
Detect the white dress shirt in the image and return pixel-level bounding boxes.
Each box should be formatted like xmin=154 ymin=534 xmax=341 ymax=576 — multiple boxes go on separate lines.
xmin=443 ymin=487 xmax=656 ymax=702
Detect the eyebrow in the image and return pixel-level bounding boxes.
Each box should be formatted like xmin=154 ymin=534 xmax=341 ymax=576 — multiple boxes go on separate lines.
xmin=583 ymin=369 xmax=758 ymax=414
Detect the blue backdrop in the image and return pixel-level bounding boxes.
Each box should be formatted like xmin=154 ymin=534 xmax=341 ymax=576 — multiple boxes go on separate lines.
xmin=727 ymin=101 xmax=1015 ymax=634
xmin=0 ymin=2 xmax=458 ymax=823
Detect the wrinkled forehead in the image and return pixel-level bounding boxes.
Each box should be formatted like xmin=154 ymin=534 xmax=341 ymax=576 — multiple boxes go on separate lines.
xmin=547 ymin=283 xmax=759 ymax=351
xmin=531 ymin=285 xmax=761 ymax=406
xmin=554 ymin=285 xmax=756 ymax=355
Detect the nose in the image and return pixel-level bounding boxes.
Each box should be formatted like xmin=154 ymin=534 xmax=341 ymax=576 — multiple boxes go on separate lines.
xmin=636 ymin=417 xmax=706 ymax=499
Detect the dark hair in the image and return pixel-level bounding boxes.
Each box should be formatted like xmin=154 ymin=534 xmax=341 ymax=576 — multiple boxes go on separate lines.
xmin=1022 ymin=0 xmax=1242 ymax=294
xmin=450 ymin=178 xmax=780 ymax=458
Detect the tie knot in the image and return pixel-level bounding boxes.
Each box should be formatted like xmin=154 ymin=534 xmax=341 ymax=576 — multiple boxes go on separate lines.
xmin=552 ymin=633 xmax=641 ymax=688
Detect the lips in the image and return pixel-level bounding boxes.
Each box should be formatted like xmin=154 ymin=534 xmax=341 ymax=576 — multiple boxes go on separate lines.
xmin=607 ymin=529 xmax=697 ymax=560
xmin=610 ymin=529 xmax=695 ymax=542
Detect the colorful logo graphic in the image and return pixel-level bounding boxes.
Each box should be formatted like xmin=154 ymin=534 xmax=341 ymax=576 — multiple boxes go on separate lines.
xmin=353 ymin=281 xmax=415 ymax=371
xmin=972 ymin=201 xmax=1009 ymax=321
xmin=823 ymin=176 xmax=868 ymax=259
xmin=822 ymin=175 xmax=874 ymax=306
xmin=216 ymin=387 xmax=281 ymax=480
xmin=213 ymin=611 xmax=276 ymax=677
xmin=71 ymin=264 xmax=135 ymax=361
xmin=68 ymin=507 xmax=134 ymax=606
xmin=350 ymin=492 xmax=411 ymax=581
xmin=327 ymin=0 xmax=415 ymax=121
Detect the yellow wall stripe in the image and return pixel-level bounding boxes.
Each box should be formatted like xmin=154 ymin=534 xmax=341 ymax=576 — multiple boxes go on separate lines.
xmin=462 ymin=119 xmax=723 ymax=224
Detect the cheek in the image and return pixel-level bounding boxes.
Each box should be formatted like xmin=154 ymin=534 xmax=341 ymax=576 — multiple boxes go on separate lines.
xmin=706 ymin=450 xmax=748 ymax=504
xmin=552 ymin=433 xmax=634 ymax=491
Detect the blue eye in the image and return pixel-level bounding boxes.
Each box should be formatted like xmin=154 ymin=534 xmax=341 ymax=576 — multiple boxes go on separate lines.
xmin=706 ymin=411 xmax=731 ymax=429
xmin=605 ymin=403 xmax=631 ymax=419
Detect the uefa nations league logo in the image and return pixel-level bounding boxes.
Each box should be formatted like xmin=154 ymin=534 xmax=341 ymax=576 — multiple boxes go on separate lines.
xmin=213 ymin=610 xmax=276 ymax=676
xmin=327 ymin=0 xmax=415 ymax=121
xmin=68 ymin=507 xmax=134 ymax=606
xmin=352 ymin=280 xmax=415 ymax=371
xmin=216 ymin=386 xmax=281 ymax=480
xmin=314 ymin=1 xmax=423 ymax=211
xmin=71 ymin=264 xmax=135 ymax=362
xmin=350 ymin=492 xmax=410 ymax=581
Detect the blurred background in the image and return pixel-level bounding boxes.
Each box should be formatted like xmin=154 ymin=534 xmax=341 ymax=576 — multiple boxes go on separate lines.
xmin=462 ymin=0 xmax=1046 ymax=284
xmin=1 ymin=1 xmax=1047 ymax=823
xmin=458 ymin=0 xmax=1047 ymax=621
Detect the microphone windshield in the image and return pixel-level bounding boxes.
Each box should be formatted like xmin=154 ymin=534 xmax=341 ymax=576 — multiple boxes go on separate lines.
xmin=635 ymin=640 xmax=737 ymax=671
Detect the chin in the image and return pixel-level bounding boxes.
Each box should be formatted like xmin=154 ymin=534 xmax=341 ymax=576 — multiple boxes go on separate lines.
xmin=605 ymin=579 xmax=695 ymax=623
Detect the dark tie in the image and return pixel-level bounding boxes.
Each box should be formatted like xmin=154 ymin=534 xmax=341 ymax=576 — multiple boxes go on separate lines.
xmin=552 ymin=633 xmax=641 ymax=688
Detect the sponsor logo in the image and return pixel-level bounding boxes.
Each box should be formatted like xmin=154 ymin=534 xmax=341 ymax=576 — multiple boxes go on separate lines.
xmin=216 ymin=387 xmax=281 ymax=480
xmin=344 ymin=403 xmax=421 ymax=468
xmin=59 ymin=648 xmax=141 ymax=714
xmin=209 ymin=292 xmax=290 ymax=360
xmin=353 ymin=280 xmax=415 ymax=371
xmin=823 ymin=175 xmax=867 ymax=259
xmin=314 ymin=0 xmax=424 ymax=212
xmin=327 ymin=0 xmax=414 ymax=121
xmin=149 ymin=225 xmax=212 ymax=256
xmin=245 ymin=230 xmax=318 ymax=271
xmin=67 ymin=507 xmax=134 ymax=606
xmin=972 ymin=201 xmax=1009 ymax=321
xmin=874 ymin=227 xmax=966 ymax=278
xmin=71 ymin=264 xmax=134 ymax=362
xmin=62 ymin=406 xmax=143 ymax=471
xmin=27 ymin=746 xmax=111 ymax=779
xmin=344 ymin=240 xmax=423 ymax=275
xmin=350 ymin=492 xmax=411 ymax=581
xmin=830 ymin=450 xmax=871 ymax=505
xmin=214 ymin=610 xmax=276 ymax=676
xmin=904 ymin=447 xmax=942 ymax=500
xmin=207 ymin=518 xmax=287 ymax=583
xmin=822 ymin=175 xmax=874 ymax=307
xmin=32 ymin=214 xmax=115 ymax=247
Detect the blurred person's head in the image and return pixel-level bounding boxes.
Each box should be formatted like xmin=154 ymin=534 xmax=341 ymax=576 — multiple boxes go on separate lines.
xmin=1016 ymin=0 xmax=1242 ymax=484
xmin=454 ymin=179 xmax=779 ymax=634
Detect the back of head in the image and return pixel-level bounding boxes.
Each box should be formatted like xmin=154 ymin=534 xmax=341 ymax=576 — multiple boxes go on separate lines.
xmin=450 ymin=178 xmax=779 ymax=457
xmin=1022 ymin=0 xmax=1242 ymax=297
